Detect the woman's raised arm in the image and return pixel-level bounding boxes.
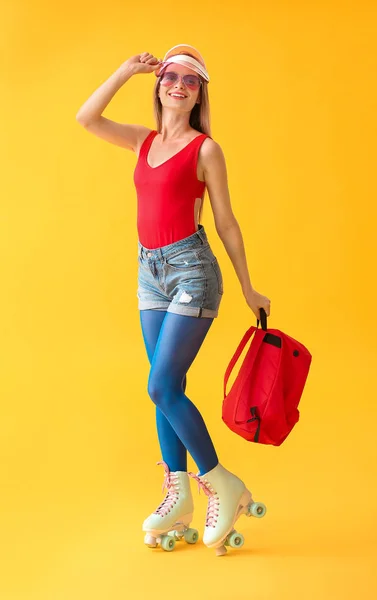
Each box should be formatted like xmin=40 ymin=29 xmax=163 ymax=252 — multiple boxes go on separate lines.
xmin=75 ymin=53 xmax=161 ymax=152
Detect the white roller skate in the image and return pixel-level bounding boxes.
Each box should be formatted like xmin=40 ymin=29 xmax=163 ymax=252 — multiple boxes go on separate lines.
xmin=142 ymin=461 xmax=199 ymax=552
xmin=188 ymin=462 xmax=266 ymax=556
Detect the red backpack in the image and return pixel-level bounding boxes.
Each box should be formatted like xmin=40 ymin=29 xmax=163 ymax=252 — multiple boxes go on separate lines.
xmin=222 ymin=309 xmax=312 ymax=446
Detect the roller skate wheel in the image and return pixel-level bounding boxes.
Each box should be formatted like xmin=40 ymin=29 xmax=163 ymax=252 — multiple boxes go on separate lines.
xmin=184 ymin=528 xmax=199 ymax=544
xmin=144 ymin=533 xmax=157 ymax=548
xmin=215 ymin=545 xmax=227 ymax=556
xmin=161 ymin=535 xmax=176 ymax=552
xmin=249 ymin=502 xmax=267 ymax=518
xmin=224 ymin=530 xmax=234 ymax=547
xmin=228 ymin=531 xmax=244 ymax=548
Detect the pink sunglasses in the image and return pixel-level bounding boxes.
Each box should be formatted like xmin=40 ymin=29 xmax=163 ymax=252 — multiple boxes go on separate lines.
xmin=159 ymin=70 xmax=202 ymax=91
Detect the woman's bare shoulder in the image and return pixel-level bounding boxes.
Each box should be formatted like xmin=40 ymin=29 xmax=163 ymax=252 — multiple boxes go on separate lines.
xmin=199 ymin=136 xmax=225 ymax=166
xmin=131 ymin=125 xmax=155 ymax=156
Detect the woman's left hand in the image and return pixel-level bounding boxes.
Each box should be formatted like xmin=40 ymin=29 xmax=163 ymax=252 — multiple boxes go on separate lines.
xmin=244 ymin=288 xmax=271 ymax=321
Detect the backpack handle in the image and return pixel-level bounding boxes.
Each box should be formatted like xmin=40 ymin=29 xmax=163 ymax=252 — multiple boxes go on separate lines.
xmin=257 ymin=307 xmax=268 ymax=331
xmin=223 ymin=308 xmax=268 ymax=398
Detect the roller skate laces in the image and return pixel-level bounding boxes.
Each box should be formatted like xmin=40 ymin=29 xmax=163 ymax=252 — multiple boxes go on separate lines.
xmin=188 ymin=472 xmax=220 ymax=528
xmin=153 ymin=461 xmax=180 ymax=517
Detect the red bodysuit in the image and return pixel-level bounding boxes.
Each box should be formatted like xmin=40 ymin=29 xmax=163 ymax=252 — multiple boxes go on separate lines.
xmin=134 ymin=129 xmax=211 ymax=249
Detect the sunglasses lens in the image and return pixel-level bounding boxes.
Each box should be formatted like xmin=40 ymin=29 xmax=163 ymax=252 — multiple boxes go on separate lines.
xmin=160 ymin=72 xmax=178 ymax=86
xmin=183 ymin=75 xmax=201 ymax=90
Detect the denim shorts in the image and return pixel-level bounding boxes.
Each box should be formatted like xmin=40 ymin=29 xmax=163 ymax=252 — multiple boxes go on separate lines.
xmin=137 ymin=225 xmax=224 ymax=318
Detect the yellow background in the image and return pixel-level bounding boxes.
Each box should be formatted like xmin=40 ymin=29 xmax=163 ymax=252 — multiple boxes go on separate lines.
xmin=2 ymin=1 xmax=377 ymax=598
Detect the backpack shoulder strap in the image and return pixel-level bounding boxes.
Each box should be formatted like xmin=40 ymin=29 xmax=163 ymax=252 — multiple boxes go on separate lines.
xmin=224 ymin=326 xmax=265 ymax=398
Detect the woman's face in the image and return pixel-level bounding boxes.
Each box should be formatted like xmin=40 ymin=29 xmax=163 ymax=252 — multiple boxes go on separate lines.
xmin=158 ymin=64 xmax=201 ymax=111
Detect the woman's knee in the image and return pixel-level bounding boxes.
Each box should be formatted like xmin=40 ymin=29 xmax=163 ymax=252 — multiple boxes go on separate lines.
xmin=147 ymin=374 xmax=180 ymax=409
xmin=147 ymin=376 xmax=161 ymax=404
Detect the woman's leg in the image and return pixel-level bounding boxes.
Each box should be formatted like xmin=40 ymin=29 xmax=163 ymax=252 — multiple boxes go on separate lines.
xmin=147 ymin=311 xmax=219 ymax=476
xmin=139 ymin=309 xmax=188 ymax=472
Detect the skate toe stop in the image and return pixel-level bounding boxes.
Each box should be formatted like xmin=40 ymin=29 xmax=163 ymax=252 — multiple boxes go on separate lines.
xmin=144 ymin=533 xmax=157 ymax=547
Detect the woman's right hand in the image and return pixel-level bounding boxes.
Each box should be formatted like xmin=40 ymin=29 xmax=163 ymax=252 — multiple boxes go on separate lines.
xmin=120 ymin=53 xmax=162 ymax=76
xmin=244 ymin=288 xmax=271 ymax=321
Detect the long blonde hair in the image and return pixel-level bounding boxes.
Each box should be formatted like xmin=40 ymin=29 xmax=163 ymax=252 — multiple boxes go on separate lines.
xmin=152 ymin=56 xmax=211 ymax=225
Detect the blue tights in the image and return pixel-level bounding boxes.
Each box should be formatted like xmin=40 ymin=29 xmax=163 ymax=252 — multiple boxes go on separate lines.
xmin=139 ymin=309 xmax=219 ymax=476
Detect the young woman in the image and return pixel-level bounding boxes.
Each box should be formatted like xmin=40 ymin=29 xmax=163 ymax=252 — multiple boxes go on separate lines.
xmin=76 ymin=44 xmax=271 ymax=555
